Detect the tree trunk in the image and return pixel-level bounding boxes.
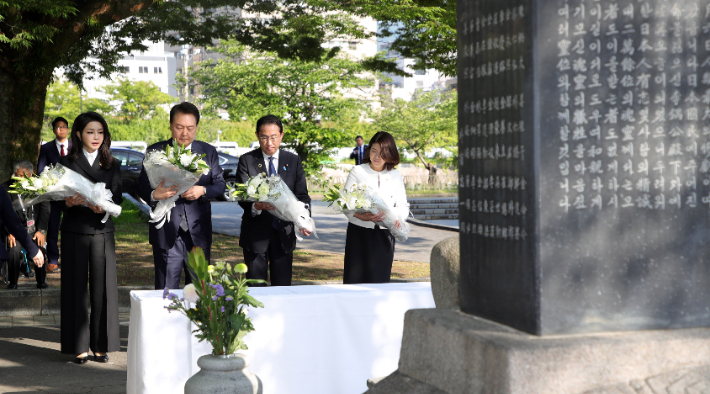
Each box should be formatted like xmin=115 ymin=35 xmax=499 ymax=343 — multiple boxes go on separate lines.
xmin=0 ymin=67 xmax=53 ymax=179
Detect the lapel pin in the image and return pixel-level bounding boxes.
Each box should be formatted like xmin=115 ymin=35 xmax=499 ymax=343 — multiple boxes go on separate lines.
xmin=258 ymin=163 xmax=262 ymax=168
xmin=283 ymin=166 xmax=287 ymax=171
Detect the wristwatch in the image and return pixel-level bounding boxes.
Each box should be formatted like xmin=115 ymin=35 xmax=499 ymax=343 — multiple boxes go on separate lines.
xmin=39 ymin=229 xmax=47 ymax=235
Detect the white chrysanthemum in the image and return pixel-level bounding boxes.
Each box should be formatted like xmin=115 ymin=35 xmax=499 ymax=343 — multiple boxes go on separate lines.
xmin=361 ymin=199 xmax=372 ymax=209
xmin=258 ymin=194 xmax=269 ymax=201
xmin=246 ymin=185 xmax=257 ymax=197
xmin=201 ymin=168 xmax=210 ymax=176
xmin=21 ymin=180 xmax=30 ymax=188
xmin=32 ymin=178 xmax=44 ymax=189
xmin=345 ymin=196 xmax=358 ymax=210
xmin=179 ymin=153 xmax=193 ymax=167
xmin=257 ymin=183 xmax=270 ymax=196
xmin=183 ymin=284 xmax=200 ymax=303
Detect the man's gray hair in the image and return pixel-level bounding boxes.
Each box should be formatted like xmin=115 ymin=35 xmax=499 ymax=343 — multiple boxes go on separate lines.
xmin=12 ymin=159 xmax=34 ymax=174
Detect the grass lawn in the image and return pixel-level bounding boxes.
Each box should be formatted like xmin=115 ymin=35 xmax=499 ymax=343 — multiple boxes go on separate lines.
xmin=40 ymin=200 xmax=429 ymax=288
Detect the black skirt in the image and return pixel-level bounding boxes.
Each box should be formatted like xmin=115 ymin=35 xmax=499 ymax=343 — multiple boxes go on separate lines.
xmin=343 ymin=223 xmax=395 ymax=284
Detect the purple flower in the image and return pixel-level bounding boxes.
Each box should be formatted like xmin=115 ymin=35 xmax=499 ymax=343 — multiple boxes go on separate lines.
xmin=209 ymin=283 xmax=225 ymax=297
xmin=212 ymin=296 xmax=218 ymax=301
xmin=221 ymin=306 xmax=225 ymax=312
xmin=225 ymin=296 xmax=233 ymax=301
xmin=162 ymin=287 xmax=169 ymax=299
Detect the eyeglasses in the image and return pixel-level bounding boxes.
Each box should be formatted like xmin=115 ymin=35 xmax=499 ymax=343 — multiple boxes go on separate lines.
xmin=258 ymin=136 xmax=281 ymax=143
xmin=55 ymin=126 xmax=68 ymax=130
xmin=173 ymin=125 xmax=196 ymax=133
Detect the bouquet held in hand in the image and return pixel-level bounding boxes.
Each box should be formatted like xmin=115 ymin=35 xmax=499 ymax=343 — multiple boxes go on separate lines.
xmin=143 ymin=142 xmax=211 ymax=229
xmin=324 ymin=183 xmax=410 ymax=242
xmin=231 ymin=173 xmax=317 ymax=240
xmin=8 ymin=164 xmax=121 ymax=222
xmin=163 ymin=247 xmax=265 ymax=356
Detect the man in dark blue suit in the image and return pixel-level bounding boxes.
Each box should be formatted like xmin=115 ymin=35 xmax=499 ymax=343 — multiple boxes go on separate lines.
xmin=136 ymin=102 xmax=226 ymax=289
xmin=37 ymin=116 xmax=71 ymax=273
xmin=0 ymin=187 xmax=44 ymax=275
xmin=349 ymin=135 xmax=368 ymax=165
xmin=236 ymin=115 xmax=312 ymax=286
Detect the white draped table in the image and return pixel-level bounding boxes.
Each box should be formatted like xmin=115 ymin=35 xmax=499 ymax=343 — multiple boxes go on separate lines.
xmin=126 ymin=283 xmax=435 ymax=394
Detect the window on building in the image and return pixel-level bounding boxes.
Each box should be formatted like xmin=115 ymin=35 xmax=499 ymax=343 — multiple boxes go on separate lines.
xmin=118 ymin=66 xmax=129 ymax=73
xmin=415 ymin=69 xmax=426 ymax=75
xmin=349 ymin=41 xmax=358 ymax=50
xmin=416 ymin=81 xmax=424 ymax=87
xmin=139 ymin=66 xmax=149 ymax=73
xmin=154 ymin=67 xmax=163 ymax=74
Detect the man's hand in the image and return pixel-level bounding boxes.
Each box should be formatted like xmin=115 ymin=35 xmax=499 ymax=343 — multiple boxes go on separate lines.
xmin=7 ymin=234 xmax=16 ymax=248
xmin=299 ymin=228 xmax=312 ymax=237
xmin=65 ymin=193 xmax=87 ymax=207
xmin=32 ymin=250 xmax=44 ymax=268
xmin=254 ymin=202 xmax=276 ymax=211
xmin=354 ymin=212 xmax=385 ymax=222
xmin=154 ymin=180 xmax=179 ymax=200
xmin=33 ymin=232 xmax=46 ymax=246
xmin=181 ymin=185 xmax=206 ymax=201
xmin=88 ymin=204 xmax=105 ymax=214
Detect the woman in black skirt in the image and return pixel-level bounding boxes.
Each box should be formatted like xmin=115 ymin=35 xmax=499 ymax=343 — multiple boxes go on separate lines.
xmin=343 ymin=132 xmax=409 ymax=284
xmin=59 ymin=112 xmax=121 ymax=364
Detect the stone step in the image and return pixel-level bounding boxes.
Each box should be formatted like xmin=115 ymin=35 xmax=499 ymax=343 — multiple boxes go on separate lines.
xmin=413 ymin=214 xmax=459 ymax=220
xmin=408 ymin=203 xmax=459 ymax=210
xmin=407 ymin=198 xmax=458 ymax=205
xmin=410 ymin=209 xmax=459 ymax=215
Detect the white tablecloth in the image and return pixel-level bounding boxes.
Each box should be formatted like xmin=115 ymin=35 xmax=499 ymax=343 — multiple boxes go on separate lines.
xmin=126 ymin=283 xmax=435 ymax=394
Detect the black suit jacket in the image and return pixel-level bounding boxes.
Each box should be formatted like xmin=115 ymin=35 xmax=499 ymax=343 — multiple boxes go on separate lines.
xmin=1 ymin=180 xmax=50 ymax=237
xmin=38 ymin=141 xmax=71 ymax=174
xmin=58 ymin=155 xmax=123 ymax=234
xmin=349 ymin=144 xmax=368 ymax=165
xmin=0 ymin=188 xmax=40 ymax=260
xmin=237 ymin=149 xmax=310 ymax=254
xmin=136 ymin=139 xmax=225 ymax=251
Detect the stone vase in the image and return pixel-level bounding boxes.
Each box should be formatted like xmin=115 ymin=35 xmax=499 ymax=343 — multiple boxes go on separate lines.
xmin=184 ymin=353 xmax=263 ymax=394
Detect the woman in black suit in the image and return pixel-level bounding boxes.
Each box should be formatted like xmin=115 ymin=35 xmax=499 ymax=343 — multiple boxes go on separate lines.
xmin=59 ymin=112 xmax=121 ymax=364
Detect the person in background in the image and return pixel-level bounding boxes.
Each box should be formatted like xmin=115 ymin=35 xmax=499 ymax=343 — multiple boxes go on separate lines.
xmin=1 ymin=160 xmax=49 ymax=289
xmin=342 ymin=131 xmax=409 ymax=284
xmin=236 ymin=114 xmax=312 ymax=286
xmin=136 ymin=102 xmax=226 ymax=290
xmin=59 ymin=112 xmax=121 ymax=364
xmin=37 ymin=116 xmax=71 ymax=273
xmin=0 ymin=186 xmax=44 ymax=284
xmin=349 ymin=135 xmax=368 ymax=165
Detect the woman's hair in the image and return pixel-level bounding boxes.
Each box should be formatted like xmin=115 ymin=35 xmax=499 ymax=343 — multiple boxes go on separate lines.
xmin=363 ymin=131 xmax=400 ymax=171
xmin=67 ymin=112 xmax=114 ymax=169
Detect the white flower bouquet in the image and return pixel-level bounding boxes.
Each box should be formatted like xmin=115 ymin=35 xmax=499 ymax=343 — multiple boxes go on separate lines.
xmin=8 ymin=164 xmax=122 ymax=223
xmin=324 ymin=184 xmax=410 ymax=242
xmin=231 ymin=173 xmax=317 ymax=240
xmin=143 ymin=142 xmax=211 ymax=229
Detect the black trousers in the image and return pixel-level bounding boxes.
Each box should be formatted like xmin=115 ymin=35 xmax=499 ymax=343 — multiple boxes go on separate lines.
xmin=152 ymin=229 xmax=203 ymax=290
xmin=343 ymin=223 xmax=395 ymax=284
xmin=47 ymin=201 xmax=62 ymax=266
xmin=6 ymin=240 xmax=46 ymax=286
xmin=244 ymin=227 xmax=293 ymax=286
xmin=60 ymin=231 xmax=120 ymax=355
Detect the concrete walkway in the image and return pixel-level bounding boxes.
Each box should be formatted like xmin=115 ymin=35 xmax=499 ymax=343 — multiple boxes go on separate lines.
xmin=0 ymin=313 xmax=130 ymax=393
xmin=212 ymin=201 xmax=457 ymax=263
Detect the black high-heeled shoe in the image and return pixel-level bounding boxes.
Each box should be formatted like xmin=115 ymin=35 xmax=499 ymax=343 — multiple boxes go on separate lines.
xmin=94 ymin=354 xmax=109 ymax=363
xmin=73 ymin=356 xmax=88 ymax=364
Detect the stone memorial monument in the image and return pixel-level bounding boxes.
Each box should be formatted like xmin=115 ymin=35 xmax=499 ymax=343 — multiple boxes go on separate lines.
xmin=367 ymin=0 xmax=710 ymax=392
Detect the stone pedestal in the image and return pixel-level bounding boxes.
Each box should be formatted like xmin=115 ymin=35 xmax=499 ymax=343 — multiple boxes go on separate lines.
xmin=367 ymin=309 xmax=710 ymax=394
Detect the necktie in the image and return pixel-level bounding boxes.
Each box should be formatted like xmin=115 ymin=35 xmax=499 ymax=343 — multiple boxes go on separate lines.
xmin=268 ymin=156 xmax=276 ymax=177
xmin=60 ymin=145 xmax=65 ymax=157
xmin=268 ymin=157 xmax=278 ymax=229
xmin=359 ymin=147 xmax=363 ymax=163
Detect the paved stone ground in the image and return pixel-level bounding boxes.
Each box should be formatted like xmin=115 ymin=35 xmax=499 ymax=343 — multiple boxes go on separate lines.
xmin=0 ymin=313 xmax=130 ymax=393
xmin=212 ymin=201 xmax=458 ymax=263
xmin=582 ymin=365 xmax=710 ymax=394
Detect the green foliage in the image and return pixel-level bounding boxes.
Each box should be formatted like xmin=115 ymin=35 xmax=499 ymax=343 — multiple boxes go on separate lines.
xmin=164 ymin=248 xmax=265 ymax=356
xmin=374 ymin=89 xmax=457 ymax=170
xmin=188 ymin=42 xmax=376 ymax=174
xmin=109 ymin=114 xmax=172 ymax=145
xmin=42 ymin=80 xmax=112 ymax=140
xmin=99 ymin=79 xmax=174 ymax=123
xmin=198 ymin=118 xmax=255 ymax=148
xmin=337 ymin=0 xmax=457 ymax=77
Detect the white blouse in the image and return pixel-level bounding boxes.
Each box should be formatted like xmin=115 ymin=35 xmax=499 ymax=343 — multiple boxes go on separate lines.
xmin=344 ymin=164 xmax=410 ymax=229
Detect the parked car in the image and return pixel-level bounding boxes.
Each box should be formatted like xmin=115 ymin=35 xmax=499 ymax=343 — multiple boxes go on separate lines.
xmin=218 ymin=152 xmax=240 ymax=201
xmin=110 ymin=147 xmax=144 ymax=198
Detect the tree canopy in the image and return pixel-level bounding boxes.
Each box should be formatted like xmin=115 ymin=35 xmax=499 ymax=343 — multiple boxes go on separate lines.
xmin=187 ymin=41 xmax=376 ymax=174
xmin=99 ymin=79 xmax=174 ymax=123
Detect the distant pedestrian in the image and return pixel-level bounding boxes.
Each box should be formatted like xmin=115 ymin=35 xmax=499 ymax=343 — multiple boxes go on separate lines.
xmin=343 ymin=131 xmax=409 ymax=283
xmin=1 ymin=160 xmax=49 ymax=289
xmin=349 ymin=135 xmax=368 ymax=165
xmin=37 ymin=116 xmax=71 ymax=273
